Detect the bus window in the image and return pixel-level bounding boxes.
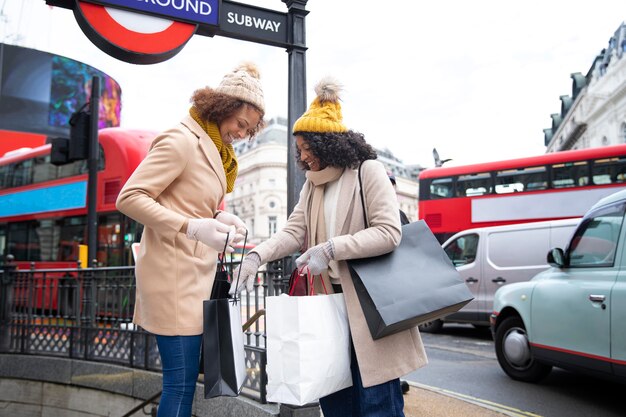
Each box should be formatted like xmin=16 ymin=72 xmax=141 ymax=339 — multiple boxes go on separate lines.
xmin=552 ymin=161 xmax=589 ymax=188
xmin=456 ymin=173 xmax=492 ymax=197
xmin=0 ymin=164 xmax=7 ymax=189
xmin=32 ymin=154 xmax=58 ymax=184
xmin=495 ymin=166 xmax=547 ymax=194
xmin=58 ymin=217 xmax=86 ymax=262
xmin=12 ymin=159 xmax=33 ymax=187
xmin=592 ymin=157 xmax=626 ymax=185
xmin=430 ymin=177 xmax=454 ymax=199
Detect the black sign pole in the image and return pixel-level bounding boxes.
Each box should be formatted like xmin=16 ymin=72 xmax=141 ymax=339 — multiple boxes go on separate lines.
xmin=283 ymin=0 xmax=308 ymax=214
xmin=87 ymin=76 xmax=100 ymax=266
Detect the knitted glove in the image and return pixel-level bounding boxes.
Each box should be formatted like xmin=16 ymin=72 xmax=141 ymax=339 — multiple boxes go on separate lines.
xmin=186 ymin=218 xmax=239 ymax=253
xmin=296 ymin=241 xmax=335 ymax=276
xmin=230 ymin=252 xmax=262 ymax=294
xmin=215 ymin=211 xmax=247 ymax=242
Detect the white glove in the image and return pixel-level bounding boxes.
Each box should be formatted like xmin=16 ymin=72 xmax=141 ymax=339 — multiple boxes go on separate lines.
xmin=215 ymin=211 xmax=247 ymax=242
xmin=230 ymin=252 xmax=261 ymax=294
xmin=296 ymin=241 xmax=334 ymax=276
xmin=186 ymin=218 xmax=239 ymax=253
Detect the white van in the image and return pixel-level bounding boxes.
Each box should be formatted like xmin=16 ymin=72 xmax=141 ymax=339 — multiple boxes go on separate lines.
xmin=419 ymin=218 xmax=580 ymax=333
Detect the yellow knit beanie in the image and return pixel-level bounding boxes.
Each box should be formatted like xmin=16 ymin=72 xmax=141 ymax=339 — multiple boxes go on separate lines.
xmin=292 ymin=77 xmax=347 ymax=134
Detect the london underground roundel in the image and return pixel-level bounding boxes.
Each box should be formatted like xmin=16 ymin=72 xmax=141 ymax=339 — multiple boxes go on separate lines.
xmin=73 ymin=1 xmax=197 ymax=64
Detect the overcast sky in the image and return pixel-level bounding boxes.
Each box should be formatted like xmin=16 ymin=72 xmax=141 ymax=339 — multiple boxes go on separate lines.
xmin=1 ymin=0 xmax=624 ymax=168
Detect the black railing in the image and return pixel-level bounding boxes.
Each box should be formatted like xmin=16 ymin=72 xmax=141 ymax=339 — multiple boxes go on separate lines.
xmin=0 ymin=255 xmax=296 ymax=404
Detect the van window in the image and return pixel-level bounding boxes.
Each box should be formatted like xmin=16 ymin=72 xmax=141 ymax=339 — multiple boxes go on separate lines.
xmin=488 ymin=227 xmax=550 ymax=268
xmin=444 ymin=233 xmax=478 ymax=267
xmin=567 ymin=202 xmax=625 ymax=268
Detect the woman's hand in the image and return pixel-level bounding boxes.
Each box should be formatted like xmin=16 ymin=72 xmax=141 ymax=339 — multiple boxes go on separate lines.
xmin=296 ymin=241 xmax=334 ymax=275
xmin=215 ymin=211 xmax=247 ymax=237
xmin=186 ymin=218 xmax=241 ymax=252
xmin=230 ymin=252 xmax=262 ymax=294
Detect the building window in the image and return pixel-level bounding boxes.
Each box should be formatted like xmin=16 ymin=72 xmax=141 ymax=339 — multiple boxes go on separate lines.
xmin=621 ymin=122 xmax=626 ymax=143
xmin=268 ymin=216 xmax=277 ymax=236
xmin=602 ymin=136 xmax=609 ymax=146
xmin=269 ymin=201 xmax=276 ymax=208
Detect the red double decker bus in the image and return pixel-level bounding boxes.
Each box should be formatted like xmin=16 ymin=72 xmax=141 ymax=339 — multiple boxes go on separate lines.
xmin=0 ymin=128 xmax=157 ymax=269
xmin=418 ymin=144 xmax=626 ymax=243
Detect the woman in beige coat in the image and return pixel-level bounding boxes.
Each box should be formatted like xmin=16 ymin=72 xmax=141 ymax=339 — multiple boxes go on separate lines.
xmin=234 ymin=78 xmax=427 ymax=417
xmin=116 ymin=63 xmax=264 ymax=417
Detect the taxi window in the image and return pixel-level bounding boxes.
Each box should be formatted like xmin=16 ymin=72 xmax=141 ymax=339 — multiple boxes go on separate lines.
xmin=568 ymin=202 xmax=625 ymax=267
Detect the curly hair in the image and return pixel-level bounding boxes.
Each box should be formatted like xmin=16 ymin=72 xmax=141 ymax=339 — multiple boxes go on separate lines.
xmin=190 ymin=87 xmax=266 ymax=136
xmin=294 ymin=130 xmax=377 ymax=170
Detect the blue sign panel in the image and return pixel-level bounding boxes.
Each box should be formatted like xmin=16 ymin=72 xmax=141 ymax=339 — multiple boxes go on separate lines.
xmin=91 ymin=0 xmax=219 ymax=26
xmin=0 ymin=182 xmax=87 ymax=217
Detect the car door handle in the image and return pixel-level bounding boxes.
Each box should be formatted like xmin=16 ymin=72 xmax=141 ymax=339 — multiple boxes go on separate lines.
xmin=589 ymin=294 xmax=606 ymax=302
xmin=492 ymin=277 xmax=506 ymax=284
xmin=466 ymin=277 xmax=478 ymax=284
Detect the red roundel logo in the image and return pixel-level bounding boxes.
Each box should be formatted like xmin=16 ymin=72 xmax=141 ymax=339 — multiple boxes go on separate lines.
xmin=73 ymin=1 xmax=197 ymax=64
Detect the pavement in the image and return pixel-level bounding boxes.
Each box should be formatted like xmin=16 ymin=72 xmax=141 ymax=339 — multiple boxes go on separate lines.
xmin=403 ymin=382 xmax=516 ymax=417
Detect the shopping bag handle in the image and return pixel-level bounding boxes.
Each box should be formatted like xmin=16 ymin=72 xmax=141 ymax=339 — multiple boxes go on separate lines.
xmin=290 ymin=266 xmax=329 ymax=296
xmin=230 ymin=230 xmax=248 ymax=304
xmin=242 ymin=309 xmax=265 ymax=331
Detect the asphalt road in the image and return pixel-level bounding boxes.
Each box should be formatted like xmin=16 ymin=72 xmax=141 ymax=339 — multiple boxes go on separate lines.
xmin=404 ymin=324 xmax=624 ymax=417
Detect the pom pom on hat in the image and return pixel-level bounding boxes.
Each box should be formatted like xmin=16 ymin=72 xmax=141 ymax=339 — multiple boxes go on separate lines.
xmin=216 ymin=62 xmax=265 ymax=113
xmin=293 ymin=76 xmax=347 ymax=134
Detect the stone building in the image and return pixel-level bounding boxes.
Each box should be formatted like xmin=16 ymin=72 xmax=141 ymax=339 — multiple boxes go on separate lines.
xmin=545 ymin=23 xmax=626 ymax=151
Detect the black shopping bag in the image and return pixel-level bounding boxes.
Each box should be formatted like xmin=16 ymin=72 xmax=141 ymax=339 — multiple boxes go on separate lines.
xmin=202 ymin=298 xmax=246 ymax=398
xmin=348 ymin=220 xmax=474 ymax=340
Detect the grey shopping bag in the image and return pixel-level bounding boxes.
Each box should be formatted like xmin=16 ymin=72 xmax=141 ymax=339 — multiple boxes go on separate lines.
xmin=348 ymin=220 xmax=474 ymax=340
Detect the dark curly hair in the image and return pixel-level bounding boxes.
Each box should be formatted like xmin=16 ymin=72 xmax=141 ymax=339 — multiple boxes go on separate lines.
xmin=190 ymin=87 xmax=266 ymax=137
xmin=294 ymin=130 xmax=377 ymax=170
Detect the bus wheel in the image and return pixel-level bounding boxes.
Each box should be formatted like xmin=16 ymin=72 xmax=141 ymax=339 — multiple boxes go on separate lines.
xmin=495 ymin=316 xmax=551 ymax=382
xmin=418 ymin=319 xmax=443 ymax=333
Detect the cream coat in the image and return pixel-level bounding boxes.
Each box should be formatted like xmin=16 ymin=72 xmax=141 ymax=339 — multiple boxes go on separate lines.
xmin=116 ymin=115 xmax=226 ymax=336
xmin=254 ymin=160 xmax=428 ymax=387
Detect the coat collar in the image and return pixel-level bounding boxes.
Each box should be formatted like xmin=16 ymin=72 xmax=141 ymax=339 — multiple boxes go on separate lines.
xmin=333 ymin=167 xmax=359 ymax=236
xmin=180 ymin=115 xmax=227 ymax=194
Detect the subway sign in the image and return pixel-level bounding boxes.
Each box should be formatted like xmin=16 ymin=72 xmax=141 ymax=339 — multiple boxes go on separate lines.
xmin=47 ymin=0 xmax=288 ymax=64
xmin=88 ymin=0 xmax=219 ymax=26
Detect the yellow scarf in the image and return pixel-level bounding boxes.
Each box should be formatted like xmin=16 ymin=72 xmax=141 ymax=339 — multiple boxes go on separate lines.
xmin=189 ymin=107 xmax=238 ymax=193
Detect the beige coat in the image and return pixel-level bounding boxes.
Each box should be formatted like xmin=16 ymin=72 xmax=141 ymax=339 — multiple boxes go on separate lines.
xmin=116 ymin=115 xmax=225 ymax=336
xmin=254 ymin=160 xmax=428 ymax=387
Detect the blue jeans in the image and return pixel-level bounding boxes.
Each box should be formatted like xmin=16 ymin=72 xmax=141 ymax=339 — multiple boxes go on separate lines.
xmin=319 ymin=342 xmax=405 ymax=417
xmin=155 ymin=335 xmax=202 ymax=417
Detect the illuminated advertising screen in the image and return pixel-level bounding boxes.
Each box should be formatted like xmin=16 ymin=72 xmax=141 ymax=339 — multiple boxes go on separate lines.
xmin=0 ymin=43 xmax=121 ymax=137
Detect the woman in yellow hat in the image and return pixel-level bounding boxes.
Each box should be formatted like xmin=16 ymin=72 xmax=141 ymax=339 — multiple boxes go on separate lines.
xmin=233 ymin=78 xmax=427 ymax=416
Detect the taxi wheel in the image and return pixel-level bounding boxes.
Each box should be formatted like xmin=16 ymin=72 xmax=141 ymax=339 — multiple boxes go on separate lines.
xmin=495 ymin=316 xmax=552 ymax=382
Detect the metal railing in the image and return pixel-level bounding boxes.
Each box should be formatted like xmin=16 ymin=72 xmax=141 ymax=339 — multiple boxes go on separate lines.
xmin=0 ymin=255 xmax=296 ymax=404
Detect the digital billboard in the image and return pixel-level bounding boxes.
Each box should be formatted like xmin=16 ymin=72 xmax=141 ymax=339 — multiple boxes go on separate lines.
xmin=0 ymin=43 xmax=121 ymax=138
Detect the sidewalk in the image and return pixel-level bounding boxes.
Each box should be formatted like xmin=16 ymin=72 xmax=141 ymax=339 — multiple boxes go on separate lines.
xmin=403 ymin=382 xmax=512 ymax=417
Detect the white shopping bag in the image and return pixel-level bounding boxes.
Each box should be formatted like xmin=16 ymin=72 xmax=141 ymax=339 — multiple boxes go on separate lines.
xmin=266 ymin=293 xmax=352 ymax=406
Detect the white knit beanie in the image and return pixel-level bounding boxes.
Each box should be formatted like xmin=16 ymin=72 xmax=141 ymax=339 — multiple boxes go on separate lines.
xmin=216 ymin=62 xmax=265 ymax=113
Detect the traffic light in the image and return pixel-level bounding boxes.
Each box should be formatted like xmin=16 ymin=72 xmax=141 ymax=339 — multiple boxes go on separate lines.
xmin=49 ymin=137 xmax=70 ymax=166
xmin=48 ymin=105 xmax=91 ymax=166
xmin=69 ymin=107 xmax=90 ymax=161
